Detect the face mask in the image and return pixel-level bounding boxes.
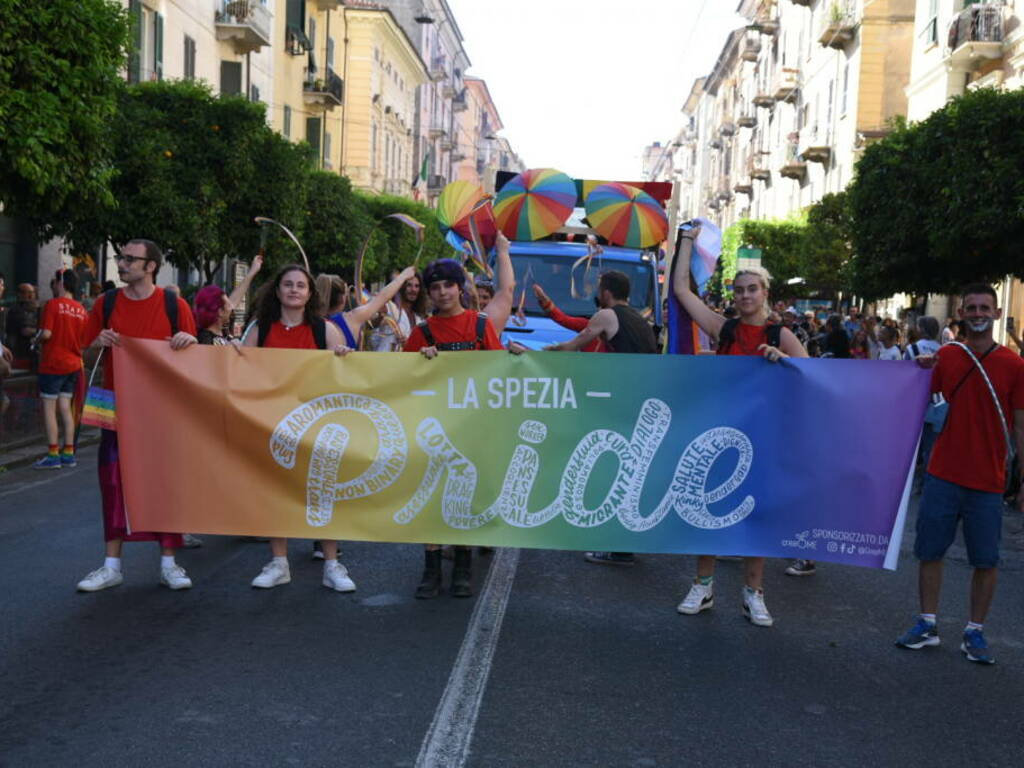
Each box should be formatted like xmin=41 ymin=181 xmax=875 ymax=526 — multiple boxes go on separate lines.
xmin=967 ymin=318 xmax=993 ymax=333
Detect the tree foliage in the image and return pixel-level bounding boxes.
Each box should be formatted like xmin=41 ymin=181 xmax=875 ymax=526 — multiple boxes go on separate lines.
xmin=0 ymin=0 xmax=131 ymax=226
xmin=800 ymin=191 xmax=853 ymax=301
xmin=847 ymin=88 xmax=1024 ymax=299
xmin=733 ymin=216 xmax=809 ymax=298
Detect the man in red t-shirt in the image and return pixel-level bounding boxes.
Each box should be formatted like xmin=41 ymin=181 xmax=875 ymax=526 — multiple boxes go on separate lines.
xmin=34 ymin=269 xmax=88 ymax=470
xmin=896 ymin=283 xmax=1024 ymax=665
xmin=76 ymin=239 xmax=198 ymax=594
xmin=403 ymin=258 xmax=506 ymax=599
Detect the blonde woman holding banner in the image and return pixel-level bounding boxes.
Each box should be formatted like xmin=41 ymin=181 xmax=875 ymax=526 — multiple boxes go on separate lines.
xmin=671 ymin=224 xmax=807 ymax=627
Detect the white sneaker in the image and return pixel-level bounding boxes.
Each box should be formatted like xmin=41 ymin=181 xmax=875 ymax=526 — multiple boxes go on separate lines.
xmin=323 ymin=560 xmax=356 ymax=592
xmin=677 ymin=581 xmax=714 ymax=614
xmin=742 ymin=586 xmax=774 ymax=627
xmin=77 ymin=566 xmax=124 ymax=592
xmin=252 ymin=560 xmax=291 ymax=589
xmin=160 ymin=564 xmax=193 ymax=590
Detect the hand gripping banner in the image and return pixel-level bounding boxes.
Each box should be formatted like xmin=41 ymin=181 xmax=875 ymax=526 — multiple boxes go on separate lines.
xmin=114 ymin=340 xmax=931 ymax=569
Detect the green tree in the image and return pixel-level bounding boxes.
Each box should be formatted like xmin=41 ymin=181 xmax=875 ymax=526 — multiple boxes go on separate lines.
xmin=59 ymin=80 xmax=312 ymax=282
xmin=0 ymin=0 xmax=131 ymax=228
xmin=847 ymin=88 xmax=1024 ymax=299
xmin=303 ymin=171 xmax=377 ymax=277
xmin=735 ymin=217 xmax=808 ymax=298
xmin=357 ymin=193 xmax=450 ymax=281
xmin=800 ymin=191 xmax=854 ymax=303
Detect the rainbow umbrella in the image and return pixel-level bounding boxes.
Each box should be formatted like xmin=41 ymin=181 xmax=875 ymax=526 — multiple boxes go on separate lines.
xmin=493 ymin=168 xmax=576 ymax=240
xmin=437 ymin=181 xmax=486 ymax=233
xmin=584 ymin=182 xmax=668 ymax=249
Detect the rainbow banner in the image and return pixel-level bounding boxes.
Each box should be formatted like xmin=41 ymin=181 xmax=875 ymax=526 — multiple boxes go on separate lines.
xmin=115 ymin=339 xmax=930 ymax=569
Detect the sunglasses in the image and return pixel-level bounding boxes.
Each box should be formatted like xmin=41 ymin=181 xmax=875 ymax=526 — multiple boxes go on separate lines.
xmin=116 ymin=254 xmax=151 ymax=265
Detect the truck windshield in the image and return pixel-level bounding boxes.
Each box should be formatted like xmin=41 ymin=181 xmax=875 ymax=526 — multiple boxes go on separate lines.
xmin=509 ymin=252 xmax=654 ymax=318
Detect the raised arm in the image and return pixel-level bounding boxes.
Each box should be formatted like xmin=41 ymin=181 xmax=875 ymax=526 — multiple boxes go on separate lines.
xmin=344 ymin=266 xmax=417 ymax=334
xmin=227 ymin=253 xmax=263 ymax=310
xmin=544 ymin=308 xmax=617 ymax=352
xmin=482 ymin=233 xmax=515 ymax=334
xmin=671 ymin=228 xmax=726 ymax=339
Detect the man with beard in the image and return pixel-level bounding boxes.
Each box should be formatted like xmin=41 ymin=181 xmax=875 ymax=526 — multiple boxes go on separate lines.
xmin=896 ymin=284 xmax=1024 ymax=664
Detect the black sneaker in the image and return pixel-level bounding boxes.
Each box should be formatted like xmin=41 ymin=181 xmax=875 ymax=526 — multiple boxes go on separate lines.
xmin=584 ymin=551 xmax=636 ymax=566
xmin=785 ymin=559 xmax=816 ymax=576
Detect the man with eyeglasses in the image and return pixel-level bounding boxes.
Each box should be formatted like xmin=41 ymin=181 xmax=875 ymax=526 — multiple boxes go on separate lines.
xmin=76 ymin=239 xmax=198 ymax=593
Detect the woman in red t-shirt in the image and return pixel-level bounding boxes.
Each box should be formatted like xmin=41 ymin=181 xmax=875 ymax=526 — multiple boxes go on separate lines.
xmin=671 ymin=225 xmax=808 ymax=628
xmin=242 ymin=264 xmax=357 ymax=594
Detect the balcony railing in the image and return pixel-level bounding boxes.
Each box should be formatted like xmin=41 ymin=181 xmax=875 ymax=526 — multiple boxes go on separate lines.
xmin=947 ymin=3 xmax=1005 ymax=68
xmin=428 ymin=120 xmax=447 ymax=140
xmin=719 ymin=120 xmax=737 ymax=137
xmin=752 ymin=77 xmax=776 ymax=107
xmin=779 ymin=138 xmax=806 ymax=179
xmin=215 ymin=0 xmax=272 ymax=55
xmin=733 ymin=176 xmax=753 ymax=195
xmin=303 ymin=68 xmax=343 ymax=109
xmin=772 ymin=67 xmax=800 ymax=103
xmin=429 ymin=56 xmax=447 ymax=82
xmin=753 ymin=14 xmax=780 ymax=36
xmin=737 ymin=107 xmax=757 ymax=128
xmin=286 ymin=25 xmax=312 ymax=56
xmin=748 ymin=153 xmax=771 ymax=181
xmin=741 ymin=29 xmax=762 ymax=61
xmin=819 ymin=1 xmax=858 ymax=49
xmin=798 ymin=124 xmax=831 ymax=164
xmin=452 ymin=90 xmax=468 ymax=112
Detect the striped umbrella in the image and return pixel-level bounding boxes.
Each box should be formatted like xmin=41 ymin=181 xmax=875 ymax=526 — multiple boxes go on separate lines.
xmin=493 ymin=168 xmax=576 ymax=240
xmin=584 ymin=182 xmax=668 ymax=249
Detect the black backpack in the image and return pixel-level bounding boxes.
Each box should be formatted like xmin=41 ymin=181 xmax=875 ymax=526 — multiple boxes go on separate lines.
xmin=717 ymin=318 xmax=783 ymax=355
xmin=417 ymin=312 xmax=489 ymax=351
xmin=256 ymin=316 xmax=327 ymax=350
xmin=103 ymin=288 xmax=179 ymax=334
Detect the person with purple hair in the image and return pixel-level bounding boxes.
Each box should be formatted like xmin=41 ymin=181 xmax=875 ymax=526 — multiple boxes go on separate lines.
xmin=193 ymin=254 xmax=263 ymax=346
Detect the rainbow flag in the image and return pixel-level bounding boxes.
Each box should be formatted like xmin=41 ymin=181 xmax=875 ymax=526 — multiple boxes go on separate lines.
xmin=666 ymin=219 xmax=722 ymax=355
xmin=82 ymin=386 xmax=117 ymax=430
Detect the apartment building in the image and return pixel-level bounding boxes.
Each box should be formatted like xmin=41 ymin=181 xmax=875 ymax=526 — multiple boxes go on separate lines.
xmin=654 ymin=0 xmax=916 ymax=234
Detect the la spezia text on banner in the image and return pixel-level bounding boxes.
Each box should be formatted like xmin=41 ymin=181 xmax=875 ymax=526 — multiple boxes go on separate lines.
xmin=113 ymin=340 xmax=931 ymax=570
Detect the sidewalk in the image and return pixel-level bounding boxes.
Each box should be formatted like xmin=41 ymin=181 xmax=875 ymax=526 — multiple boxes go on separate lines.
xmin=0 ymin=427 xmax=102 ymax=472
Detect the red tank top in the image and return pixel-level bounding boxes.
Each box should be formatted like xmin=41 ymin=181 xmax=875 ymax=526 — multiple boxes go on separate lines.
xmin=718 ymin=322 xmax=768 ymax=357
xmin=262 ymin=321 xmax=317 ymax=350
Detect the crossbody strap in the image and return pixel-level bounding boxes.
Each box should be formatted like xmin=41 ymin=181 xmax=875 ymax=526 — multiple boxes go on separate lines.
xmin=949 ymin=342 xmax=1013 ymax=460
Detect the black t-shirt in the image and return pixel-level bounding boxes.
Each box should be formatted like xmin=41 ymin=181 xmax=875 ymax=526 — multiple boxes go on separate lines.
xmin=608 ymin=305 xmax=658 ymax=354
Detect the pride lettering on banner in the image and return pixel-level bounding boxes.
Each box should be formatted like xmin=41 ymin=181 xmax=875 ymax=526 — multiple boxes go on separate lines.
xmin=114 ymin=340 xmax=931 ymax=569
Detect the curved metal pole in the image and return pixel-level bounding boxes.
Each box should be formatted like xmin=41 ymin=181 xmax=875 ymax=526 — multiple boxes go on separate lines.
xmin=254 ymin=216 xmax=309 ymax=272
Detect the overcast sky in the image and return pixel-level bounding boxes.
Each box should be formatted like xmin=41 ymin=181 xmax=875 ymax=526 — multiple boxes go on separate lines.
xmin=445 ymin=0 xmax=745 ymax=180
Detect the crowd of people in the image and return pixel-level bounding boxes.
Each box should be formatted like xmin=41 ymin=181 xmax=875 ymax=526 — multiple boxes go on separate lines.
xmin=3 ymin=224 xmax=1021 ymax=666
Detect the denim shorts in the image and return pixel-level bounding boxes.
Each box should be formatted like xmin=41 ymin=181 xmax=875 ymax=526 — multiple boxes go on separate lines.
xmin=38 ymin=371 xmax=79 ymax=399
xmin=915 ymin=473 xmax=1004 ymax=568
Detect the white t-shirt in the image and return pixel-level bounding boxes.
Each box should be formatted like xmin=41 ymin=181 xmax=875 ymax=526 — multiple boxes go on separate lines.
xmin=904 ymin=338 xmax=940 ymax=360
xmin=878 ymin=345 xmax=902 ymax=361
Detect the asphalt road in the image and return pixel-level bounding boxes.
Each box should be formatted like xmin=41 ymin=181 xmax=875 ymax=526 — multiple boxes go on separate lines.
xmin=1 ymin=446 xmax=1023 ymax=767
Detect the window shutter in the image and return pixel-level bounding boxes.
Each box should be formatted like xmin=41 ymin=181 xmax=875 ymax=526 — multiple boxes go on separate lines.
xmin=128 ymin=0 xmax=142 ymax=84
xmin=155 ymin=13 xmax=164 ymax=80
xmin=306 ymin=117 xmax=322 ymax=166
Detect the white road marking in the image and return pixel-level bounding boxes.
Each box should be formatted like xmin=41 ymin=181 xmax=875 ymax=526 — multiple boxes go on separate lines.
xmin=585 ymin=391 xmax=611 ymax=398
xmin=0 ymin=468 xmax=83 ymax=498
xmin=411 ymin=390 xmax=437 ymax=397
xmin=415 ymin=547 xmax=520 ymax=768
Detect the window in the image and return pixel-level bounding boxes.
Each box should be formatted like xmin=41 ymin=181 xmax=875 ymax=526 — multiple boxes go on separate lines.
xmin=183 ymin=35 xmax=196 ymax=80
xmin=308 ymin=16 xmax=316 ymax=51
xmin=128 ymin=2 xmax=163 ymax=83
xmin=306 ymin=117 xmax=322 ymax=166
xmin=841 ymin=63 xmax=849 ymax=115
xmin=324 ymin=132 xmax=332 ymax=169
xmin=826 ymin=79 xmax=834 ymax=127
xmin=284 ymin=105 xmax=292 ymax=139
xmin=327 ymin=37 xmax=335 ymax=69
xmin=250 ymin=84 xmax=260 ymax=102
xmin=220 ymin=60 xmax=243 ymax=96
xmin=921 ymin=0 xmax=939 ymax=45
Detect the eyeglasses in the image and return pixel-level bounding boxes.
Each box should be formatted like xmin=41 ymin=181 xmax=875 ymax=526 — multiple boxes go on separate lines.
xmin=116 ymin=254 xmax=150 ymax=265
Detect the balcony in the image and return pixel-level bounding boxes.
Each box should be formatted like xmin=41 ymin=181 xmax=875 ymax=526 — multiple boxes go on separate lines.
xmin=441 ymin=81 xmax=457 ymax=99
xmin=719 ymin=120 xmax=737 ymax=137
xmin=799 ymin=125 xmax=831 ymax=164
xmin=947 ymin=3 xmax=1005 ymax=69
xmin=716 ymin=177 xmax=733 ymax=202
xmin=733 ymin=175 xmax=753 ymax=196
xmin=748 ymin=153 xmax=771 ymax=181
xmin=303 ymin=68 xmax=343 ymax=110
xmin=789 ymin=0 xmax=812 ymax=6
xmin=779 ymin=139 xmax=806 ymax=180
xmin=215 ymin=0 xmax=272 ymax=55
xmin=440 ymin=136 xmax=456 ymax=151
xmin=819 ymin=2 xmax=858 ymax=48
xmin=752 ymin=83 xmax=775 ymax=108
xmin=772 ymin=67 xmax=800 ymax=103
xmin=427 ymin=174 xmax=446 ymax=192
xmin=452 ymin=90 xmax=468 ymax=112
xmin=429 ymin=56 xmax=447 ymax=82
xmin=451 ymin=150 xmax=467 ymax=162
xmin=741 ymin=30 xmax=762 ymax=61
xmin=753 ymin=14 xmax=779 ymax=36
xmin=286 ymin=25 xmax=312 ymax=56
xmin=428 ymin=121 xmax=447 ymax=140
xmin=709 ymin=137 xmax=723 ymax=150
xmin=737 ymin=110 xmax=757 ymax=128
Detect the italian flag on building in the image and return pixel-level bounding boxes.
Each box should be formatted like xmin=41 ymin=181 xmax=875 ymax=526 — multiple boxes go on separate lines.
xmin=412 ymin=150 xmax=429 ymax=200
